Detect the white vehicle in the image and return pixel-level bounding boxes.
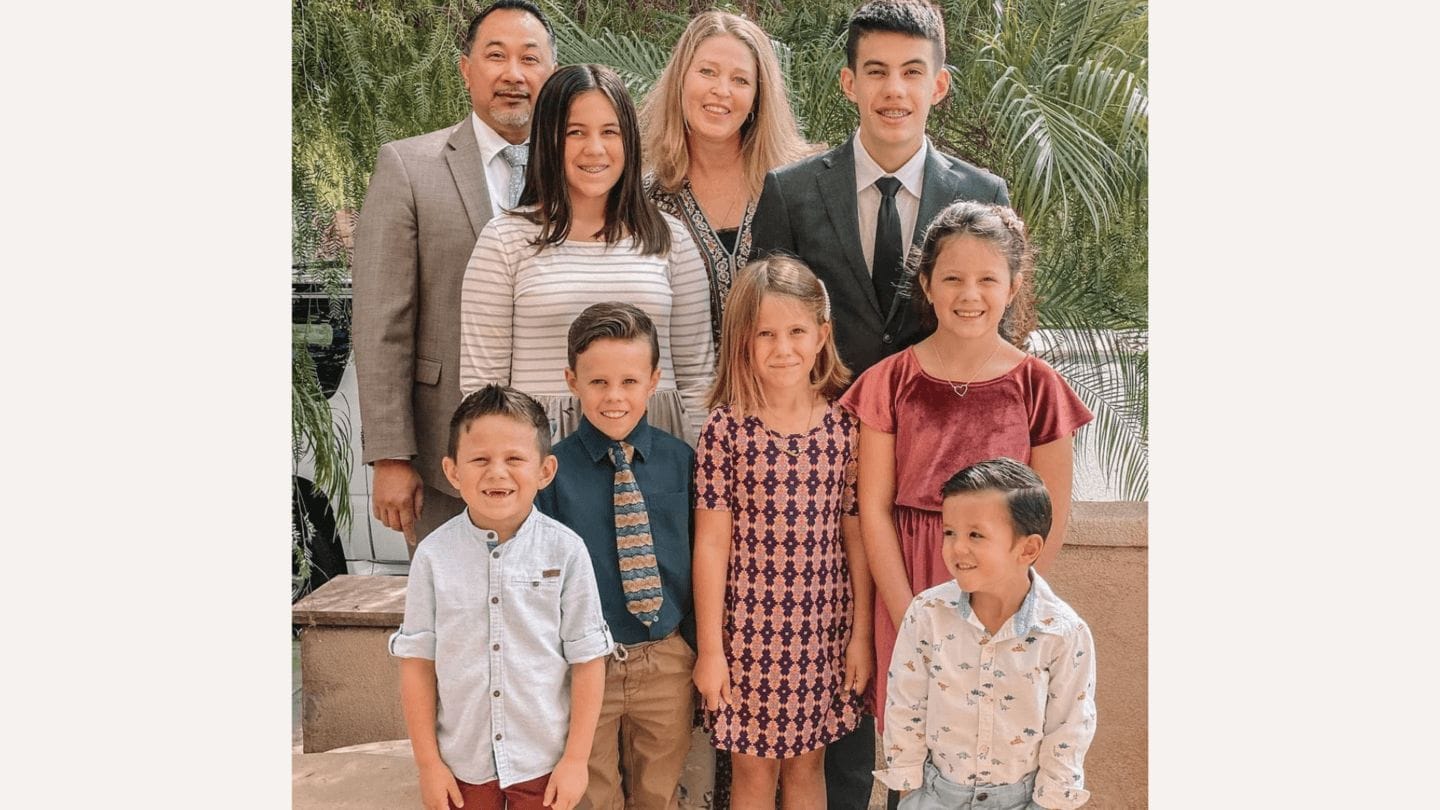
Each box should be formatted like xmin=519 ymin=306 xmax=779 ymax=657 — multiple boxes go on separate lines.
xmin=293 ymin=275 xmax=409 ymax=596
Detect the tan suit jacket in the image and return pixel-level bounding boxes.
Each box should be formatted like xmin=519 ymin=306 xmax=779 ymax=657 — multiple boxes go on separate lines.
xmin=353 ymin=119 xmax=494 ymax=497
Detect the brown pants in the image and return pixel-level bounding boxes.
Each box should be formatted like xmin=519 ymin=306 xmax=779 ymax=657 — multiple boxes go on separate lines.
xmin=585 ymin=632 xmax=697 ymax=810
xmin=451 ymin=772 xmax=550 ymax=810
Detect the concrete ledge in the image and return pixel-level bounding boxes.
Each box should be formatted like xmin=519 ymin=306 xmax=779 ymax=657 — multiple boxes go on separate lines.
xmin=1067 ymin=501 xmax=1148 ymax=548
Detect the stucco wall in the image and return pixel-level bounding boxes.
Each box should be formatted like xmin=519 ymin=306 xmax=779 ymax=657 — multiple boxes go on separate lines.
xmin=1044 ymin=501 xmax=1148 ymax=809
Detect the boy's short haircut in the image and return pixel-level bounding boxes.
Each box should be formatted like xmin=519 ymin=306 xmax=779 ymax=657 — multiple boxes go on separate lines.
xmin=447 ymin=383 xmax=553 ymax=458
xmin=566 ymin=302 xmax=661 ymax=371
xmin=845 ymin=0 xmax=947 ymax=69
xmin=941 ymin=457 xmax=1053 ymax=541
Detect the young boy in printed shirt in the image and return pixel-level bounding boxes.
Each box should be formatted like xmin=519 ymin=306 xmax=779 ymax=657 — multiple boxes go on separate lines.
xmin=390 ymin=385 xmax=613 ymax=810
xmin=875 ymin=458 xmax=1096 ymax=810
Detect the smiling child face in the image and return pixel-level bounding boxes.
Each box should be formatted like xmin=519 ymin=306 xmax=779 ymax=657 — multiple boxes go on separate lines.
xmin=442 ymin=414 xmax=556 ymax=539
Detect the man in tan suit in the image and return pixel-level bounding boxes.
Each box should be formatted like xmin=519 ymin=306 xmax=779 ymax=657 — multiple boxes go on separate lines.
xmin=353 ymin=0 xmax=557 ymax=554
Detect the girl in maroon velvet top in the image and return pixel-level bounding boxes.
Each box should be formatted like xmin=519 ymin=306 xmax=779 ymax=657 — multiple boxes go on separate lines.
xmin=838 ymin=202 xmax=1093 ymax=727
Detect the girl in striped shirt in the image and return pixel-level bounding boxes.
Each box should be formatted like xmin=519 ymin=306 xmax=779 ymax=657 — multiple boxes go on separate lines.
xmin=460 ymin=64 xmax=716 ymax=446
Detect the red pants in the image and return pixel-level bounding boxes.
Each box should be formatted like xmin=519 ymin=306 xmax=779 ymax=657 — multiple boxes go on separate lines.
xmin=450 ymin=772 xmax=550 ymax=810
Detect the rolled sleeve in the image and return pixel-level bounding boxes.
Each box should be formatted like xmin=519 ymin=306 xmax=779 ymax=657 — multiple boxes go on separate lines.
xmin=389 ymin=551 xmax=438 ymax=659
xmin=557 ymin=542 xmax=614 ymax=664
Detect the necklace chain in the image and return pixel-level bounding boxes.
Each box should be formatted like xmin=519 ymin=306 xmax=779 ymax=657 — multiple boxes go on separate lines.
xmin=689 ymin=176 xmax=747 ymax=230
xmin=763 ymin=400 xmax=821 ymax=458
xmin=928 ymin=340 xmax=1002 ymax=398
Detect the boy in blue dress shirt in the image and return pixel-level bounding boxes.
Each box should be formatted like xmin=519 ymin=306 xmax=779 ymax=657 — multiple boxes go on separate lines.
xmin=391 ymin=385 xmax=613 ymax=810
xmin=537 ymin=302 xmax=697 ymax=810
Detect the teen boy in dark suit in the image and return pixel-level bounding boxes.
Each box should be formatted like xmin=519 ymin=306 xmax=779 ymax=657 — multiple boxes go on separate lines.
xmin=752 ymin=0 xmax=1008 ymax=379
xmin=751 ymin=3 xmax=1010 ymax=807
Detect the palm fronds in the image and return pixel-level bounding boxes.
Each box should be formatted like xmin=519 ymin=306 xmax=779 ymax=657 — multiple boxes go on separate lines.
xmin=292 ymin=0 xmax=1149 ymax=500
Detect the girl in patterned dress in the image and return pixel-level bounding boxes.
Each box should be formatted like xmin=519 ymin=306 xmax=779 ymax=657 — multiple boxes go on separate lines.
xmin=692 ymin=256 xmax=873 ymax=809
xmin=839 ymin=202 xmax=1094 ymax=738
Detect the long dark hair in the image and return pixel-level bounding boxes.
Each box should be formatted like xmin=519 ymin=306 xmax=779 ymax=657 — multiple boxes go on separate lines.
xmin=518 ymin=64 xmax=670 ymax=255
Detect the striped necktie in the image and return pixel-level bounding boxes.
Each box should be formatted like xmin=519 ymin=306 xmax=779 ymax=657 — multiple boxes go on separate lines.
xmin=610 ymin=441 xmax=663 ymax=626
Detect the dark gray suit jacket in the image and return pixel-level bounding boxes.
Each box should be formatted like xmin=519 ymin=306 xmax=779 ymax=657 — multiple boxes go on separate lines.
xmin=352 ymin=119 xmax=495 ymax=497
xmin=751 ymin=135 xmax=1009 ymax=377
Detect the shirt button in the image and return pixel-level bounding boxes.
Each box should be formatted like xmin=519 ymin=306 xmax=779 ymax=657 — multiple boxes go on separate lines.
xmin=493 ymin=690 xmax=500 ymax=698
xmin=492 ymin=643 xmax=500 ymax=651
xmin=492 ymin=551 xmax=499 ymax=559
xmin=495 ymin=733 xmax=502 ymax=741
xmin=976 ymin=792 xmax=988 ymax=802
xmin=979 ymin=636 xmax=990 ymax=645
xmin=491 ymin=596 xmax=499 ymax=604
xmin=882 ymin=333 xmax=893 ymax=343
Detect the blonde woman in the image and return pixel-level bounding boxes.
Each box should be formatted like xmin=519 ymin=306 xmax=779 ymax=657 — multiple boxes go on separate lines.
xmin=641 ymin=11 xmax=814 ymax=348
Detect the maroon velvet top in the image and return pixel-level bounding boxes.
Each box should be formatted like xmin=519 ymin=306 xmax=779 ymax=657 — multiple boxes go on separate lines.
xmin=838 ymin=348 xmax=1094 ymax=512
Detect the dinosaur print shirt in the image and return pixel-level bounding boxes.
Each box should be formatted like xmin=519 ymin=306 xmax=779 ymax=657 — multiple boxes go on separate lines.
xmin=874 ymin=572 xmax=1096 ymax=809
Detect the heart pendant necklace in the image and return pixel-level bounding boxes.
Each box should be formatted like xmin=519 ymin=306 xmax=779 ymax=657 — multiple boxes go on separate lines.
xmin=928 ymin=339 xmax=1002 ymax=399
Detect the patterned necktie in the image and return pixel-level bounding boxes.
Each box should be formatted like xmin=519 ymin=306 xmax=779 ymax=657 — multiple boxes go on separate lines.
xmin=498 ymin=143 xmax=529 ymax=209
xmin=610 ymin=441 xmax=663 ymax=626
xmin=872 ymin=175 xmax=904 ymax=321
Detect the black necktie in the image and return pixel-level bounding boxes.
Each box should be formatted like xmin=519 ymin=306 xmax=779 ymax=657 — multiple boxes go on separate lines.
xmin=873 ymin=176 xmax=903 ymax=319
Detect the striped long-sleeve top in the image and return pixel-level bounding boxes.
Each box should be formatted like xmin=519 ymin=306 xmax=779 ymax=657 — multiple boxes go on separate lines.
xmin=459 ymin=211 xmax=716 ymax=442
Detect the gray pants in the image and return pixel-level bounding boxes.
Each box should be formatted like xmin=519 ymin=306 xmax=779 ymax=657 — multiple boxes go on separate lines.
xmin=898 ymin=761 xmax=1040 ymax=810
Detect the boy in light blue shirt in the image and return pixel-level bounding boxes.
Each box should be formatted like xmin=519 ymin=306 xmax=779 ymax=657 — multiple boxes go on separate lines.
xmin=390 ymin=385 xmax=613 ymax=810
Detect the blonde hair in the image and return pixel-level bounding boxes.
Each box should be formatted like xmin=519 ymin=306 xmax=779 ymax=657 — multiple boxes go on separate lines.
xmin=708 ymin=256 xmax=852 ymax=415
xmin=640 ymin=11 xmax=813 ymax=199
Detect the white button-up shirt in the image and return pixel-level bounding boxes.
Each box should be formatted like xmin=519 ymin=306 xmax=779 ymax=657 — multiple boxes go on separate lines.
xmin=390 ymin=507 xmax=614 ymax=787
xmin=875 ymin=573 xmax=1096 ymax=810
xmin=854 ymin=134 xmax=928 ymax=274
xmin=471 ymin=112 xmax=528 ymax=215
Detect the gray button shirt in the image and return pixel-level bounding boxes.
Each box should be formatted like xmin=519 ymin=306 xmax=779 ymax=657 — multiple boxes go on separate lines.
xmin=389 ymin=506 xmax=614 ymax=787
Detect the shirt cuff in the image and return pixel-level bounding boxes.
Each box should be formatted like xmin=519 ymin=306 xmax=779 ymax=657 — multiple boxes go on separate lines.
xmin=388 ymin=628 xmax=436 ymax=659
xmin=873 ymin=765 xmax=924 ymax=792
xmin=562 ymin=624 xmax=614 ymax=664
xmin=1031 ymin=782 xmax=1091 ymax=810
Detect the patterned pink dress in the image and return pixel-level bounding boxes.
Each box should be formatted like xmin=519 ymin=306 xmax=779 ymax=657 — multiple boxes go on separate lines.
xmin=694 ymin=402 xmax=864 ymax=758
xmin=838 ymin=349 xmax=1094 ymax=730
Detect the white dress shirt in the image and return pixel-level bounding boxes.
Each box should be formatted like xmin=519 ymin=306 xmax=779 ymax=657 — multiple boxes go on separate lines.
xmin=875 ymin=573 xmax=1096 ymax=810
xmin=389 ymin=507 xmax=614 ymax=787
xmin=854 ymin=134 xmax=928 ymax=274
xmin=471 ymin=112 xmax=527 ymax=214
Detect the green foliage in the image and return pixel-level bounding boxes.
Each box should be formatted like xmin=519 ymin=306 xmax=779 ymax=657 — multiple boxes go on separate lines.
xmin=293 ymin=0 xmax=475 ymax=259
xmin=292 ymin=0 xmax=1148 ymax=499
xmin=542 ymin=0 xmax=1148 ymax=498
xmin=292 ymin=332 xmax=353 ymax=522
xmin=1031 ymin=201 xmax=1148 ymax=498
xmin=292 ymin=323 xmax=353 ymax=587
